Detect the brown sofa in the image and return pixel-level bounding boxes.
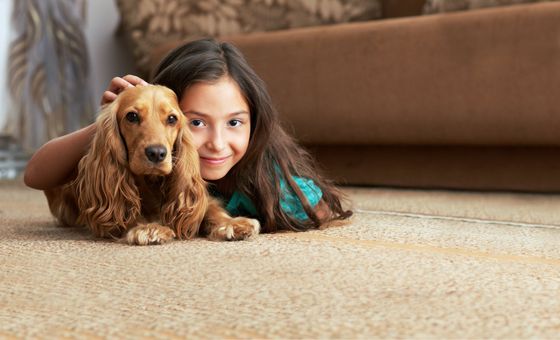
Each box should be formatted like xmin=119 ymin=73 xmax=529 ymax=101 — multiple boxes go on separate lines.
xmin=143 ymin=2 xmax=560 ymax=192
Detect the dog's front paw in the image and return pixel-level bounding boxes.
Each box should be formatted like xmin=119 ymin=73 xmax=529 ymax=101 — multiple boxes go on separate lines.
xmin=210 ymin=217 xmax=260 ymax=241
xmin=124 ymin=223 xmax=176 ymax=246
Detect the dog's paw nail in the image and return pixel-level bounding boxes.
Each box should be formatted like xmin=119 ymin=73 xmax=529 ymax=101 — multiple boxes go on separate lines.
xmin=225 ymin=226 xmax=235 ymax=240
xmin=249 ymin=219 xmax=261 ymax=235
xmin=126 ymin=224 xmax=175 ymax=246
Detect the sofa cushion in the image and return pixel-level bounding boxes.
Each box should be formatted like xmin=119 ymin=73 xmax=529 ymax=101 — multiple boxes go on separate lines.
xmin=115 ymin=0 xmax=382 ymax=77
xmin=424 ymin=0 xmax=556 ymax=13
xmin=381 ymin=0 xmax=426 ymax=18
xmin=210 ymin=2 xmax=560 ymax=146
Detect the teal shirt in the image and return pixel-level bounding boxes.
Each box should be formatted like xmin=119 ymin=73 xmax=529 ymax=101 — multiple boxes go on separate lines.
xmin=212 ymin=176 xmax=323 ymax=221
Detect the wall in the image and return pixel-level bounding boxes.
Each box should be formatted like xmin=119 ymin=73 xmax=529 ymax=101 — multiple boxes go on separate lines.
xmin=0 ymin=0 xmax=13 ymax=132
xmin=0 ymin=0 xmax=135 ymax=133
xmin=85 ymin=0 xmax=135 ymax=108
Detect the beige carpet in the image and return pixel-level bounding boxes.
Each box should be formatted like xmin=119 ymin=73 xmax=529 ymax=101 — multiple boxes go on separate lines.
xmin=1 ymin=180 xmax=560 ymax=339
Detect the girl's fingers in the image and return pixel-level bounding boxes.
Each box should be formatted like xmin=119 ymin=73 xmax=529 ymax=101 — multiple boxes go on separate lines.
xmin=100 ymin=91 xmax=118 ymax=105
xmin=107 ymin=76 xmax=134 ymax=94
xmin=101 ymin=75 xmax=148 ymax=105
xmin=122 ymin=74 xmax=148 ymax=87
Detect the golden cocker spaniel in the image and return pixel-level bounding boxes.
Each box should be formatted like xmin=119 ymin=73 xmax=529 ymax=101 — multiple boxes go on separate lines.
xmin=45 ymin=85 xmax=260 ymax=245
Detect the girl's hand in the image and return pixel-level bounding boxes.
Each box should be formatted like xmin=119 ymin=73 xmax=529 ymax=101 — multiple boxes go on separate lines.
xmin=100 ymin=75 xmax=148 ymax=105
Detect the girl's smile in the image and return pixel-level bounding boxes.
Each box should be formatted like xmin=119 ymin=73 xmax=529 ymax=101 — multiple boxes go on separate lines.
xmin=199 ymin=155 xmax=232 ymax=166
xmin=179 ymin=76 xmax=251 ymax=181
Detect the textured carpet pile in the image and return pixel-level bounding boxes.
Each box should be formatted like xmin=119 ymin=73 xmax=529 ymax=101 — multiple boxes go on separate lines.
xmin=1 ymin=181 xmax=560 ymax=338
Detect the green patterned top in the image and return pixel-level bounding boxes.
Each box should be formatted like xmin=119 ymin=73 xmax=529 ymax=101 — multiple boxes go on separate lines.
xmin=210 ymin=176 xmax=323 ymax=221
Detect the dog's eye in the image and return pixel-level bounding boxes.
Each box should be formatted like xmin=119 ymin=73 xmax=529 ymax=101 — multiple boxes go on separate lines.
xmin=125 ymin=112 xmax=140 ymax=123
xmin=167 ymin=115 xmax=178 ymax=125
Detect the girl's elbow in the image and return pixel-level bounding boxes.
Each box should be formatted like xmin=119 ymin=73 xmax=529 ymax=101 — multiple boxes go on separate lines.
xmin=314 ymin=200 xmax=330 ymax=221
xmin=23 ymin=165 xmax=47 ymax=190
xmin=23 ymin=166 xmax=39 ymax=189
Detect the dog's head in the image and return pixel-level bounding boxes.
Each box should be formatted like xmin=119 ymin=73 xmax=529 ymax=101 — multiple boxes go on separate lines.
xmin=77 ymin=84 xmax=207 ymax=238
xmin=107 ymin=85 xmax=185 ymax=176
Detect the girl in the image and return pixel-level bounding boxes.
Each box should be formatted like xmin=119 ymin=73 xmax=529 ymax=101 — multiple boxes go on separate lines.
xmin=24 ymin=38 xmax=352 ymax=233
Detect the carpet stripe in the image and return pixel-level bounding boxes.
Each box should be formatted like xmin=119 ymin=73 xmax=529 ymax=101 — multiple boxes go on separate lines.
xmin=354 ymin=208 xmax=560 ymax=230
xmin=287 ymin=233 xmax=560 ymax=266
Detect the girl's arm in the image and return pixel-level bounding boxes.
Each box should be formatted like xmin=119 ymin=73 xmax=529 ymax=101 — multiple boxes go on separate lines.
xmin=23 ymin=124 xmax=96 ymax=190
xmin=24 ymin=75 xmax=148 ymax=190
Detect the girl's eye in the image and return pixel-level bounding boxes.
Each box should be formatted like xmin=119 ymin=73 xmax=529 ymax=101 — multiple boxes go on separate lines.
xmin=167 ymin=115 xmax=178 ymax=125
xmin=190 ymin=119 xmax=205 ymax=127
xmin=126 ymin=112 xmax=140 ymax=123
xmin=228 ymin=119 xmax=243 ymax=127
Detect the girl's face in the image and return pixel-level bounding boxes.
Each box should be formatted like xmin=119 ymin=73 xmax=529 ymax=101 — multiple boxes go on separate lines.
xmin=179 ymin=76 xmax=251 ymax=181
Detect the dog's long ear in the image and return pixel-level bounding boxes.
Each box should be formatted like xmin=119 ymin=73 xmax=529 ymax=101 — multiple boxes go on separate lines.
xmin=75 ymin=100 xmax=141 ymax=238
xmin=161 ymin=127 xmax=208 ymax=239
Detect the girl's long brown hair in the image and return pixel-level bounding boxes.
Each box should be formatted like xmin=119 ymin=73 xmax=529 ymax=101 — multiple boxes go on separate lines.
xmin=153 ymin=38 xmax=352 ymax=232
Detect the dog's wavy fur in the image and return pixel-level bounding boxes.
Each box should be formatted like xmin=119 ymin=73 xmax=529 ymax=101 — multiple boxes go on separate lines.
xmin=45 ymin=85 xmax=259 ymax=245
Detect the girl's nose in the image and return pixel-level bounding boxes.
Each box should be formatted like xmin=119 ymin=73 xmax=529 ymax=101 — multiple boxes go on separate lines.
xmin=207 ymin=128 xmax=225 ymax=152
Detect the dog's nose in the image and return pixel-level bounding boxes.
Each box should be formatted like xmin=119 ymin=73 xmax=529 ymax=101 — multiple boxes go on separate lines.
xmin=145 ymin=145 xmax=167 ymax=163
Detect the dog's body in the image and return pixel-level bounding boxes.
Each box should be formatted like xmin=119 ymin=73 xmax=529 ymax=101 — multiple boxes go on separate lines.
xmin=45 ymin=85 xmax=259 ymax=245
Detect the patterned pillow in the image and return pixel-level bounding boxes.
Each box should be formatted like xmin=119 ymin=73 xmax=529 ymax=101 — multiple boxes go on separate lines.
xmin=116 ymin=0 xmax=382 ymax=77
xmin=424 ymin=0 xmax=556 ymax=13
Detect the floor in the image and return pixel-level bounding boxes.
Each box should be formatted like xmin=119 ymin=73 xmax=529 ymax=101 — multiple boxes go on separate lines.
xmin=1 ymin=181 xmax=560 ymax=338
